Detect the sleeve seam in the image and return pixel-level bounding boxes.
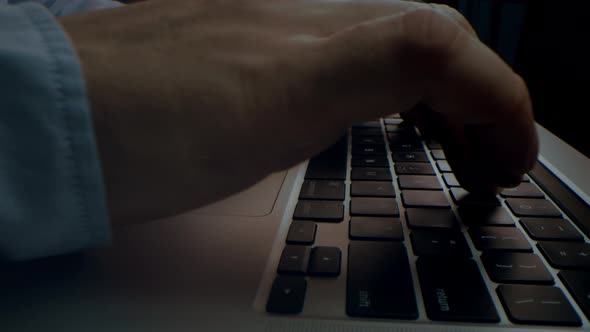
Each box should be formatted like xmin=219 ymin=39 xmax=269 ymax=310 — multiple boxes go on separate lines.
xmin=20 ymin=5 xmax=93 ymax=245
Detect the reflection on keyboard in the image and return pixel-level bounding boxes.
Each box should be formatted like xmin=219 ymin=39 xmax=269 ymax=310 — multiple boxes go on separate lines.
xmin=266 ymin=116 xmax=590 ymax=327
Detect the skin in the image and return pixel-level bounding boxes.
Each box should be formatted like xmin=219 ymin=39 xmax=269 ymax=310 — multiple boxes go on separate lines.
xmin=58 ymin=0 xmax=538 ymax=226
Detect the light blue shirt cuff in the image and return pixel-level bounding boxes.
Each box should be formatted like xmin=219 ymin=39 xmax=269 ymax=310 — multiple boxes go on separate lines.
xmin=0 ymin=3 xmax=111 ymax=260
xmin=7 ymin=0 xmax=123 ymax=16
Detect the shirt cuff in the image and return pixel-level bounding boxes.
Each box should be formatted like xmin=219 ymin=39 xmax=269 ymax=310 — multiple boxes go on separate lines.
xmin=0 ymin=3 xmax=111 ymax=260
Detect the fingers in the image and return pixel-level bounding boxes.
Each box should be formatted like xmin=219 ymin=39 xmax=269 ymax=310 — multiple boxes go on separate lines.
xmin=308 ymin=5 xmax=537 ymax=191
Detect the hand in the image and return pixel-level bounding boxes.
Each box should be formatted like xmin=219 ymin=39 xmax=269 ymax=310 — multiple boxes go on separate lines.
xmin=59 ymin=0 xmax=537 ymax=225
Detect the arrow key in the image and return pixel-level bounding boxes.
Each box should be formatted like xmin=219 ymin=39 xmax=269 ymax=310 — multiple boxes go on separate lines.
xmin=308 ymin=246 xmax=341 ymax=277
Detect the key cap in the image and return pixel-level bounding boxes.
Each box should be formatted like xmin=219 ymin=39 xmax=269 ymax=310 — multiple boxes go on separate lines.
xmin=497 ymin=284 xmax=581 ymax=326
xmin=417 ymin=258 xmax=499 ymax=322
xmin=459 ymin=206 xmax=514 ymax=226
xmin=352 ymin=136 xmax=383 ymax=145
xmin=384 ymin=117 xmax=403 ymax=124
xmin=411 ymin=230 xmax=471 ymax=258
xmin=299 ymin=180 xmax=345 ymax=200
xmin=520 ymin=217 xmax=584 ymax=241
xmin=482 ymin=253 xmax=554 ymax=284
xmin=392 ymin=151 xmax=429 ymax=162
xmin=308 ymin=246 xmax=341 ymax=277
xmin=450 ymin=188 xmax=501 ymax=207
xmin=349 ymin=217 xmax=404 ymax=241
xmin=388 ymin=135 xmax=424 ymax=152
xmin=350 ymin=197 xmax=399 ymax=217
xmin=352 ymin=144 xmax=386 ymax=156
xmin=431 ymin=149 xmax=446 ymax=160
xmin=442 ymin=173 xmax=461 ymax=187
xmin=385 ymin=124 xmax=409 ymax=133
xmin=405 ymin=208 xmax=458 ymax=229
xmin=402 ymin=190 xmax=450 ymax=208
xmin=500 ymin=183 xmax=544 ymax=198
xmin=352 ymin=121 xmax=381 ymax=128
xmin=351 ymin=128 xmax=383 ymax=137
xmin=351 ymin=156 xmax=389 ymax=167
xmin=350 ymin=181 xmax=395 ymax=197
xmin=347 ymin=242 xmax=418 ymax=319
xmin=398 ymin=175 xmax=442 ymax=190
xmin=286 ymin=221 xmax=317 ymax=245
xmin=436 ymin=160 xmax=452 ymax=173
xmin=266 ymin=276 xmax=307 ymax=314
xmin=426 ymin=141 xmax=442 ymax=149
xmin=395 ymin=162 xmax=435 ymax=175
xmin=293 ymin=200 xmax=343 ymax=222
xmin=537 ymin=241 xmax=590 ymax=270
xmin=469 ymin=227 xmax=532 ymax=252
xmin=506 ymin=198 xmax=562 ymax=217
xmin=559 ymin=271 xmax=590 ymax=320
xmin=351 ymin=167 xmax=392 ymax=181
xmin=277 ymin=245 xmax=311 ymax=275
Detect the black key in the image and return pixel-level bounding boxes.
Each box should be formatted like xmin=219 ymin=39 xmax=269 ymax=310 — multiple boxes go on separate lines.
xmin=392 ymin=151 xmax=429 ymax=162
xmin=520 ymin=217 xmax=584 ymax=241
xmin=293 ymin=200 xmax=343 ymax=222
xmin=398 ymin=175 xmax=442 ymax=190
xmin=351 ymin=128 xmax=383 ymax=137
xmin=351 ymin=181 xmax=395 ymax=197
xmin=559 ymin=270 xmax=590 ymax=320
xmin=537 ymin=241 xmax=590 ymax=270
xmin=352 ymin=144 xmax=386 ymax=156
xmin=459 ymin=206 xmax=514 ymax=226
xmin=469 ymin=227 xmax=532 ymax=252
xmin=436 ymin=160 xmax=452 ymax=173
xmin=387 ymin=131 xmax=420 ymax=143
xmin=266 ymin=276 xmax=307 ymax=314
xmin=426 ymin=141 xmax=442 ymax=149
xmin=352 ymin=121 xmax=381 ymax=128
xmin=405 ymin=208 xmax=458 ymax=229
xmin=384 ymin=117 xmax=403 ymax=124
xmin=500 ymin=182 xmax=544 ymax=198
xmin=482 ymin=253 xmax=554 ymax=284
xmin=450 ymin=188 xmax=501 ymax=207
xmin=401 ymin=190 xmax=450 ymax=208
xmin=417 ymin=258 xmax=499 ymax=322
xmin=350 ymin=197 xmax=399 ymax=217
xmin=352 ymin=136 xmax=383 ymax=145
xmin=506 ymin=198 xmax=562 ymax=217
xmin=349 ymin=217 xmax=404 ymax=241
xmin=347 ymin=242 xmax=418 ymax=319
xmin=497 ymin=285 xmax=581 ymax=326
xmin=286 ymin=221 xmax=317 ymax=245
xmin=431 ymin=149 xmax=446 ymax=160
xmin=277 ymin=245 xmax=311 ymax=275
xmin=395 ymin=162 xmax=435 ymax=175
xmin=411 ymin=230 xmax=471 ymax=258
xmin=308 ymin=247 xmax=341 ymax=277
xmin=351 ymin=167 xmax=392 ymax=181
xmin=299 ymin=180 xmax=345 ymax=200
xmin=388 ymin=136 xmax=424 ymax=152
xmin=442 ymin=173 xmax=461 ymax=187
xmin=351 ymin=156 xmax=389 ymax=167
xmin=385 ymin=124 xmax=410 ymax=133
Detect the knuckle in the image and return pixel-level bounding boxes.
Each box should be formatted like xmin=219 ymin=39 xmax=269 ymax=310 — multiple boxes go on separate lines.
xmin=400 ymin=7 xmax=466 ymax=56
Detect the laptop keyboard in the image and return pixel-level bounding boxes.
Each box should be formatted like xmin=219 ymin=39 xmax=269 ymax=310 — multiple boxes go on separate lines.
xmin=265 ymin=115 xmax=590 ymax=328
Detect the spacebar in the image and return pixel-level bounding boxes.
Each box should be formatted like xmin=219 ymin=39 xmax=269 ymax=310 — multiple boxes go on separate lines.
xmin=346 ymin=241 xmax=418 ymax=319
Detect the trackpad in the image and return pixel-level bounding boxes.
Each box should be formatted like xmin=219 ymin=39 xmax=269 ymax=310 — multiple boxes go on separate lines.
xmin=191 ymin=171 xmax=287 ymax=217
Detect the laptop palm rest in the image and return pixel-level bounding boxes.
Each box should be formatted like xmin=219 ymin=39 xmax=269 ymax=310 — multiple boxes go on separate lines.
xmin=191 ymin=171 xmax=287 ymax=217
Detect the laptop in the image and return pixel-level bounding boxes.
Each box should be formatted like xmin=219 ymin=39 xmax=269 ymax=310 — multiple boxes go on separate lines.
xmin=2 ymin=1 xmax=589 ymax=331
